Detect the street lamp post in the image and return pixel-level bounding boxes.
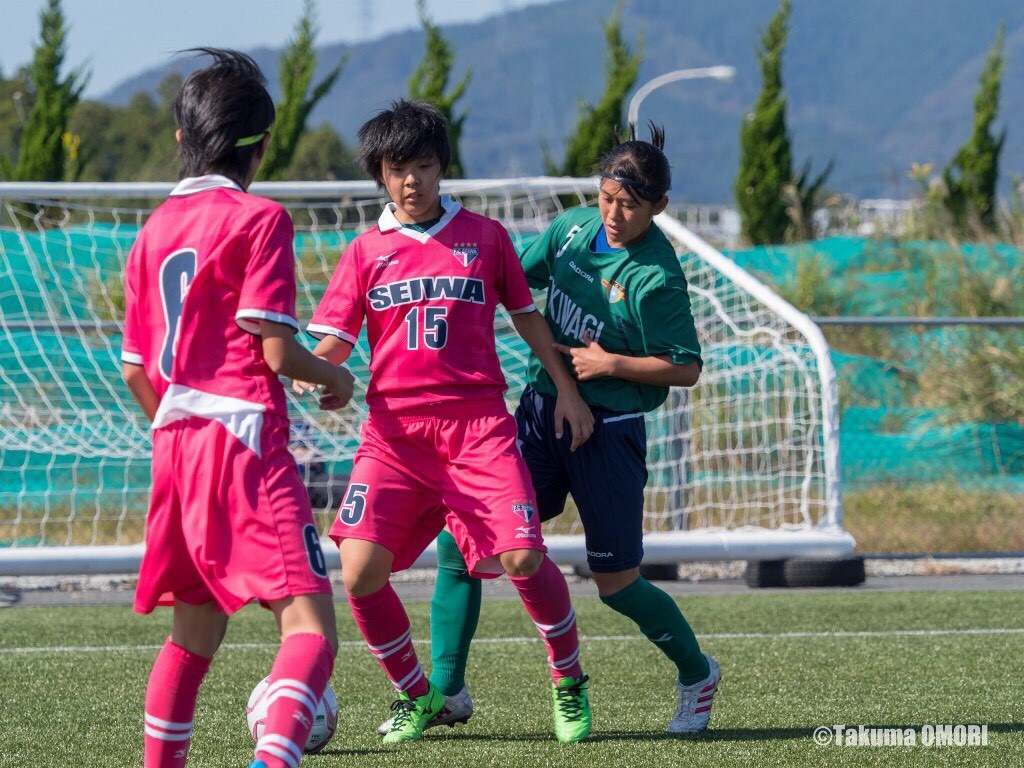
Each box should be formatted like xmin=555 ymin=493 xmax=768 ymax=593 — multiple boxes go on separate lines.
xmin=627 ymin=65 xmax=736 ymax=128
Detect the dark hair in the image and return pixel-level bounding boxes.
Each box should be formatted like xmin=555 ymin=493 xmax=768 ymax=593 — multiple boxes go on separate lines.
xmin=173 ymin=48 xmax=275 ymax=182
xmin=598 ymin=122 xmax=671 ymax=204
xmin=356 ymin=99 xmax=451 ymax=187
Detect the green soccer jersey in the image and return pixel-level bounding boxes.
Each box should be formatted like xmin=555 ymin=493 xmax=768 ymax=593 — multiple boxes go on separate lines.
xmin=521 ymin=207 xmax=702 ymax=413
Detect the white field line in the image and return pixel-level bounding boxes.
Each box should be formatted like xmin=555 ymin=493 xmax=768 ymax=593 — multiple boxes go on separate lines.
xmin=3 ymin=627 xmax=1024 ymax=654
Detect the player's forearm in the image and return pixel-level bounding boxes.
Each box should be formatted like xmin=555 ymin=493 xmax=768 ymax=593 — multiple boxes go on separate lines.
xmin=260 ymin=320 xmax=351 ymax=385
xmin=511 ymin=311 xmax=578 ymax=393
xmin=122 ymin=363 xmax=160 ymax=422
xmin=608 ymin=354 xmax=701 ymax=388
xmin=310 ymin=334 xmax=352 ymax=366
xmin=267 ymin=334 xmax=350 ymax=386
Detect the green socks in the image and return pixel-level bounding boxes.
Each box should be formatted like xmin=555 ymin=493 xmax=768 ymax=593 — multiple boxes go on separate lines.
xmin=600 ymin=576 xmax=710 ymax=685
xmin=429 ymin=530 xmax=482 ymax=696
xmin=428 ymin=539 xmax=709 ymax=690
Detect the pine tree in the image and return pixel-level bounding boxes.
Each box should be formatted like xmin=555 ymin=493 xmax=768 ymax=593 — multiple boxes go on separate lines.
xmin=546 ymin=0 xmax=641 ymax=177
xmin=259 ymin=0 xmax=347 ymax=181
xmin=408 ymin=0 xmax=471 ymax=178
xmin=12 ymin=0 xmax=89 ymax=181
xmin=284 ymin=123 xmax=362 ymax=181
xmin=942 ymin=24 xmax=1005 ymax=236
xmin=734 ymin=0 xmax=793 ymax=245
xmin=0 ymin=72 xmax=30 ymax=178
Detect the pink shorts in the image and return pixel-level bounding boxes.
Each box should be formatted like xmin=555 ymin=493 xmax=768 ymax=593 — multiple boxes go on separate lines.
xmin=327 ymin=399 xmax=545 ymax=577
xmin=134 ymin=414 xmax=332 ymax=615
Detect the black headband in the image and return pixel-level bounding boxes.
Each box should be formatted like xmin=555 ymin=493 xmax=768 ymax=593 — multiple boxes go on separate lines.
xmin=600 ymin=172 xmax=658 ymax=197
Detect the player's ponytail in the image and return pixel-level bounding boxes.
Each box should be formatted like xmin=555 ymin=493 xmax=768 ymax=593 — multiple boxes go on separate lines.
xmin=173 ymin=48 xmax=275 ymax=183
xmin=598 ymin=121 xmax=671 ymax=204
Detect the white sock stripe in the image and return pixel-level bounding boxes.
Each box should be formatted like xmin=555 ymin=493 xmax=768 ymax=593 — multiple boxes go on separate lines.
xmin=551 ymin=647 xmax=581 ymax=671
xmin=257 ymin=733 xmax=303 ymax=766
xmin=394 ymin=665 xmax=425 ymax=692
xmin=144 ymin=724 xmax=193 ymax=741
xmin=534 ymin=608 xmax=577 ymax=638
xmin=541 ymin=622 xmax=577 ymax=640
xmin=269 ymin=686 xmax=319 ymax=716
xmin=367 ymin=627 xmax=412 ymax=658
xmin=266 ymin=677 xmax=316 ymax=701
xmin=265 ymin=679 xmax=317 ymax=716
xmin=144 ymin=713 xmax=193 ymax=732
xmin=258 ymin=745 xmax=300 ymax=768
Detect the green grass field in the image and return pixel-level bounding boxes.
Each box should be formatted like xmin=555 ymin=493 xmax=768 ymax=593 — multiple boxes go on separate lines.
xmin=2 ymin=589 xmax=1023 ymax=767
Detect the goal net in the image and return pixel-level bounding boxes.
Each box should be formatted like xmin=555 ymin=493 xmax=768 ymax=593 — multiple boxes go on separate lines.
xmin=0 ymin=179 xmax=851 ymax=575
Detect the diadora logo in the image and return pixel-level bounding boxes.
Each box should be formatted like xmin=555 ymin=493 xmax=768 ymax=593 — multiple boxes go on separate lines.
xmin=586 ymin=549 xmax=615 ymax=558
xmin=601 ymin=279 xmax=627 ymax=303
xmin=452 ymin=242 xmax=479 ymax=266
xmin=374 ymin=250 xmax=399 ymax=268
xmin=511 ymin=500 xmax=535 ymax=523
xmin=568 ymin=260 xmax=595 ymax=284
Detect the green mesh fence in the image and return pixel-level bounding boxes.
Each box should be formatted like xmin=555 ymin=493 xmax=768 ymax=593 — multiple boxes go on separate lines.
xmin=729 ymin=236 xmax=1024 ymax=491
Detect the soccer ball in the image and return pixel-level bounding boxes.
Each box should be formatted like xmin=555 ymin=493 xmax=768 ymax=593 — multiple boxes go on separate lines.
xmin=246 ymin=676 xmax=339 ymax=754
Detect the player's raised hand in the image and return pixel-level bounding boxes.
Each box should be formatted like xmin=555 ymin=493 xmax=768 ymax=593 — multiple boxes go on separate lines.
xmin=554 ymin=388 xmax=594 ymax=451
xmin=553 ymin=332 xmax=613 ymax=382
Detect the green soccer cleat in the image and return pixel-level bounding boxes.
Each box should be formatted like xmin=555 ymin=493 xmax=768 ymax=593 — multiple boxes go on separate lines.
xmin=551 ymin=674 xmax=592 ymax=743
xmin=382 ymin=683 xmax=446 ymax=743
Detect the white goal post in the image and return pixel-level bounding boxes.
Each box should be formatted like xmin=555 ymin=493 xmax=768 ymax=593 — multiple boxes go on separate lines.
xmin=0 ymin=179 xmax=853 ymax=576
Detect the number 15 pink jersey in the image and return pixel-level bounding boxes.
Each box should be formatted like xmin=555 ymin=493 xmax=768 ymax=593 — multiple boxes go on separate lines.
xmin=308 ymin=196 xmax=536 ymax=413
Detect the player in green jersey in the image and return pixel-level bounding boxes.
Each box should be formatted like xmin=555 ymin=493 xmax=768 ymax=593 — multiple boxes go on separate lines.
xmin=380 ymin=123 xmax=720 ymax=736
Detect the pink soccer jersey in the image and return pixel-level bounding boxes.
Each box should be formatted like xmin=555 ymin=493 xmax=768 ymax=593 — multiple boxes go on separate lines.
xmin=308 ymin=196 xmax=536 ymax=412
xmin=121 ymin=175 xmax=298 ymax=423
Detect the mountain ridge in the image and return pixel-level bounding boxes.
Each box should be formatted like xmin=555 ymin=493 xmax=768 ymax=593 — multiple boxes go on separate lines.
xmin=105 ymin=0 xmax=1024 ymax=204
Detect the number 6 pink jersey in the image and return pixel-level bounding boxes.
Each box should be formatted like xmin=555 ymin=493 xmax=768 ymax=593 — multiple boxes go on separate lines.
xmin=308 ymin=196 xmax=536 ymax=413
xmin=121 ymin=175 xmax=297 ymax=420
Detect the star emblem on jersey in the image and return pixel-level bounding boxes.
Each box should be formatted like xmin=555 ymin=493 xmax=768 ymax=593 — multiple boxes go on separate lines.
xmin=602 ymin=278 xmax=628 ymax=303
xmin=452 ymin=242 xmax=479 ymax=267
xmin=511 ymin=500 xmax=536 ymax=523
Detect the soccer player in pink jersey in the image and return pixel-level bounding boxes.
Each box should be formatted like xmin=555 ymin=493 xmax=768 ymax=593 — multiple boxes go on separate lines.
xmin=297 ymin=100 xmax=595 ymax=743
xmin=121 ymin=49 xmax=354 ymax=768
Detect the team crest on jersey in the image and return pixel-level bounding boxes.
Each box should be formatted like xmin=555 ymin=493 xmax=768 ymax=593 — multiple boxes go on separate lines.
xmin=511 ymin=500 xmax=535 ymax=524
xmin=602 ymin=279 xmax=628 ymax=303
xmin=452 ymin=242 xmax=479 ymax=267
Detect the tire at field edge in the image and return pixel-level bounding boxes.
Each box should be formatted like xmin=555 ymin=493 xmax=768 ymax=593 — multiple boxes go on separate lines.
xmin=744 ymin=556 xmax=866 ymax=588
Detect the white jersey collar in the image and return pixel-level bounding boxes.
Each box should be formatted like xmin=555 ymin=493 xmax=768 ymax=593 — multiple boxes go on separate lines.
xmin=170 ymin=174 xmax=245 ymax=197
xmin=377 ymin=194 xmax=462 ymax=237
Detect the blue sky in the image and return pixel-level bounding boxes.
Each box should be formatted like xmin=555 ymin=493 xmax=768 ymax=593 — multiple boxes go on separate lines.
xmin=1 ymin=0 xmax=556 ymax=98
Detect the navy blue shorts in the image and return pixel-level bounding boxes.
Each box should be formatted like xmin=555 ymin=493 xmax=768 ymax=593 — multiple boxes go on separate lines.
xmin=515 ymin=386 xmax=648 ymax=572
